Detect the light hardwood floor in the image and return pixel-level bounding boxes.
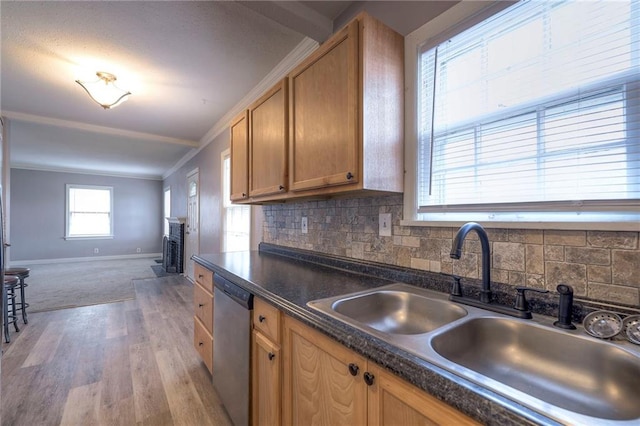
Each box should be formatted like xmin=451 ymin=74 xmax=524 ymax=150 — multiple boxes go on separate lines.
xmin=1 ymin=275 xmax=232 ymax=426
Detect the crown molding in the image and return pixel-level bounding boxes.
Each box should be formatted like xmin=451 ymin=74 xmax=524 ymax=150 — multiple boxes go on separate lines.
xmin=11 ymin=163 xmax=163 ymax=180
xmin=163 ymin=36 xmax=319 ymax=180
xmin=1 ymin=110 xmax=199 ymax=147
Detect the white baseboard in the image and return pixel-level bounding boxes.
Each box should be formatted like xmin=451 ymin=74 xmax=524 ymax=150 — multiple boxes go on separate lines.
xmin=9 ymin=253 xmax=163 ymax=266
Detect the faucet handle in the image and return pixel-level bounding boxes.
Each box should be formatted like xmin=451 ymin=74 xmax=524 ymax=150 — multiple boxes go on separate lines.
xmin=451 ymin=275 xmax=463 ymax=297
xmin=514 ymin=286 xmax=549 ymax=312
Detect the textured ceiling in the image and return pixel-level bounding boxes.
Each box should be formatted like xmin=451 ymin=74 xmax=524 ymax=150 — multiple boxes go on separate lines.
xmin=1 ymin=1 xmax=457 ymax=179
xmin=1 ymin=1 xmax=308 ymax=178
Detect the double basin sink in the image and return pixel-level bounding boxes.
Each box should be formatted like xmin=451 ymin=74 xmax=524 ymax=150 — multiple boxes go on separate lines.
xmin=307 ymin=283 xmax=640 ymax=425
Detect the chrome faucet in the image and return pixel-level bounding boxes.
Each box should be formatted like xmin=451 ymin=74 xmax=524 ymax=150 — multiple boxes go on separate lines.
xmin=449 ymin=222 xmax=548 ymax=319
xmin=450 ymin=222 xmax=492 ymax=303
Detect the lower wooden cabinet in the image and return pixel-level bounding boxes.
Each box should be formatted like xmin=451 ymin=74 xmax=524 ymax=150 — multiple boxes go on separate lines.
xmin=367 ymin=363 xmax=479 ymax=425
xmin=193 ymin=264 xmax=214 ymax=374
xmin=252 ymin=330 xmax=281 ymax=426
xmin=283 ymin=315 xmax=367 ymax=426
xmin=281 ymin=315 xmax=479 ymax=426
xmin=194 ymin=316 xmax=213 ymax=373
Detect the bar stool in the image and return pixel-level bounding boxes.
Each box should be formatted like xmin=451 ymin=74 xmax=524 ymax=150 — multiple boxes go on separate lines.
xmin=5 ymin=267 xmax=30 ymax=324
xmin=4 ymin=275 xmax=20 ymax=343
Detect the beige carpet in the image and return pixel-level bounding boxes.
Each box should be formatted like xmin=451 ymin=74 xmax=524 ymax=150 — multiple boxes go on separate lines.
xmin=18 ymin=258 xmax=159 ymax=313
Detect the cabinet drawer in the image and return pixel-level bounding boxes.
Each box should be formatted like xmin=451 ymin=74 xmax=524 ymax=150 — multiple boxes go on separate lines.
xmin=194 ymin=282 xmax=213 ymax=334
xmin=194 ymin=263 xmax=214 ymax=293
xmin=253 ymin=298 xmax=281 ymax=343
xmin=194 ymin=316 xmax=213 ymax=374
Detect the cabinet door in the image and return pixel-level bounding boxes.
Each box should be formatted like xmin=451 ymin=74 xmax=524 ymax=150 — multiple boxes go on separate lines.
xmin=249 ymin=79 xmax=288 ymax=198
xmin=253 ymin=298 xmax=281 ymax=343
xmin=252 ymin=331 xmax=281 ymax=426
xmin=289 ymin=20 xmax=359 ymax=192
xmin=283 ymin=316 xmax=367 ymax=426
xmin=230 ymin=111 xmax=249 ymax=201
xmin=194 ymin=263 xmax=214 ymax=293
xmin=193 ymin=282 xmax=213 ymax=334
xmin=194 ymin=316 xmax=213 ymax=374
xmin=366 ymin=363 xmax=479 ymax=426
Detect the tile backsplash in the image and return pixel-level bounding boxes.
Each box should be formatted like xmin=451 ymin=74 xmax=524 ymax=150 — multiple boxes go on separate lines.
xmin=262 ymin=194 xmax=640 ymax=307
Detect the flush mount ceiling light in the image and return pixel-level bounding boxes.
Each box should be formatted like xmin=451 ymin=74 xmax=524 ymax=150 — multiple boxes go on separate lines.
xmin=75 ymin=71 xmax=131 ymax=109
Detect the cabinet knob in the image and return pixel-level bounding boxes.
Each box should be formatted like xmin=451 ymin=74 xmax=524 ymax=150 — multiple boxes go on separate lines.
xmin=363 ymin=372 xmax=375 ymax=386
xmin=279 ymin=185 xmax=285 ymax=191
xmin=268 ymin=352 xmax=276 ymax=361
xmin=242 ymin=193 xmax=246 ymax=197
xmin=198 ymin=341 xmax=204 ymax=347
xmin=198 ymin=274 xmax=204 ymax=279
xmin=346 ymin=172 xmax=354 ymax=180
xmin=198 ymin=303 xmax=204 ymax=308
xmin=348 ymin=363 xmax=359 ymax=376
xmin=258 ymin=315 xmax=266 ymax=323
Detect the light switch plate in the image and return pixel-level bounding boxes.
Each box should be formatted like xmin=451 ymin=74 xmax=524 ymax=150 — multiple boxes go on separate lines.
xmin=379 ymin=213 xmax=392 ymax=237
xmin=301 ymin=217 xmax=308 ymax=234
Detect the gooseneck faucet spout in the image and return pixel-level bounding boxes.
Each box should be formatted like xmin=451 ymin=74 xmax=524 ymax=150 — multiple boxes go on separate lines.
xmin=450 ymin=222 xmax=492 ymax=303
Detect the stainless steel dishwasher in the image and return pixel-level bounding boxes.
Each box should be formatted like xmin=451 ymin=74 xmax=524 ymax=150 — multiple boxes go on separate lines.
xmin=213 ymin=274 xmax=253 ymax=426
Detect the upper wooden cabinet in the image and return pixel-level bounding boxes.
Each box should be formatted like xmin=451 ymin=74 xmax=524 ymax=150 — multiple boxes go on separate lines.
xmin=229 ymin=12 xmax=403 ymax=204
xmin=288 ymin=12 xmax=404 ymax=196
xmin=249 ymin=78 xmax=288 ymax=199
xmin=230 ymin=111 xmax=249 ymax=202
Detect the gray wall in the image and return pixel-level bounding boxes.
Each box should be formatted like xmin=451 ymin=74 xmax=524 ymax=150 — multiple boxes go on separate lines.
xmin=10 ymin=168 xmax=163 ymax=261
xmin=163 ymin=129 xmax=228 ymax=255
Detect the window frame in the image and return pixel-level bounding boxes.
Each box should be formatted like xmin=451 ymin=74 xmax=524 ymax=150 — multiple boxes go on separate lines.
xmin=65 ymin=184 xmax=114 ymax=239
xmin=402 ymin=0 xmax=640 ymax=231
xmin=220 ymin=149 xmax=251 ymax=252
xmin=163 ymin=186 xmax=171 ymax=237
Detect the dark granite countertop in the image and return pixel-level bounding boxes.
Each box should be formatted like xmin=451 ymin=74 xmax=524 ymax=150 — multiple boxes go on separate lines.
xmin=193 ymin=243 xmax=558 ymax=426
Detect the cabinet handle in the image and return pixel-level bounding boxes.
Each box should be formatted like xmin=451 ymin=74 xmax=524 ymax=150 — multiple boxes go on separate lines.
xmin=363 ymin=372 xmax=375 ymax=386
xmin=346 ymin=172 xmax=354 ymax=180
xmin=268 ymin=352 xmax=276 ymax=361
xmin=348 ymin=363 xmax=359 ymax=376
xmin=258 ymin=315 xmax=266 ymax=323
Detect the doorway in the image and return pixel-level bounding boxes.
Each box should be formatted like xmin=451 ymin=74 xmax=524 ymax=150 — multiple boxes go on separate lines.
xmin=185 ymin=168 xmax=199 ymax=281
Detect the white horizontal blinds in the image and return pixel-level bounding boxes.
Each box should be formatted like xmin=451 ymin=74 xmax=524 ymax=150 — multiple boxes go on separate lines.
xmin=418 ymin=0 xmax=640 ymax=213
xmin=68 ymin=187 xmax=112 ymax=236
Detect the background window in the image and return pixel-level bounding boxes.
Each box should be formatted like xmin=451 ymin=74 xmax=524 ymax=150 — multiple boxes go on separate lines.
xmin=164 ymin=186 xmax=171 ymax=236
xmin=222 ymin=152 xmax=250 ymax=252
xmin=66 ymin=184 xmax=113 ymax=238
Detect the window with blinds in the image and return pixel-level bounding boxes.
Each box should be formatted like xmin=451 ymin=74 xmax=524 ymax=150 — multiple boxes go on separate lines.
xmin=417 ymin=0 xmax=640 ymax=224
xmin=66 ymin=184 xmax=113 ymax=238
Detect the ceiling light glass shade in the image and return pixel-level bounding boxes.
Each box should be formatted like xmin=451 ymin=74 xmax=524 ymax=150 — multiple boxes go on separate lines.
xmin=75 ymin=71 xmax=131 ymax=109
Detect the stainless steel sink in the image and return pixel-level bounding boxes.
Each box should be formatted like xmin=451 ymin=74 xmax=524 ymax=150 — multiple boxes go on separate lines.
xmin=308 ymin=283 xmax=640 ymax=425
xmin=307 ymin=283 xmax=467 ymax=335
xmin=431 ymin=317 xmax=640 ymax=421
xmin=332 ymin=289 xmax=468 ymax=334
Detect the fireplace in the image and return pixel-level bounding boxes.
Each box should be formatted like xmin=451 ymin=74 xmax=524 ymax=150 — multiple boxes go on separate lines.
xmin=163 ymin=217 xmax=185 ymax=273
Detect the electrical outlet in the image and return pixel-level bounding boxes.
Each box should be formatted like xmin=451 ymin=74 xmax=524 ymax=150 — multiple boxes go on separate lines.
xmin=94 ymin=248 xmax=99 ymax=254
xmin=379 ymin=213 xmax=392 ymax=237
xmin=136 ymin=248 xmax=141 ymax=253
xmin=301 ymin=217 xmax=308 ymax=234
